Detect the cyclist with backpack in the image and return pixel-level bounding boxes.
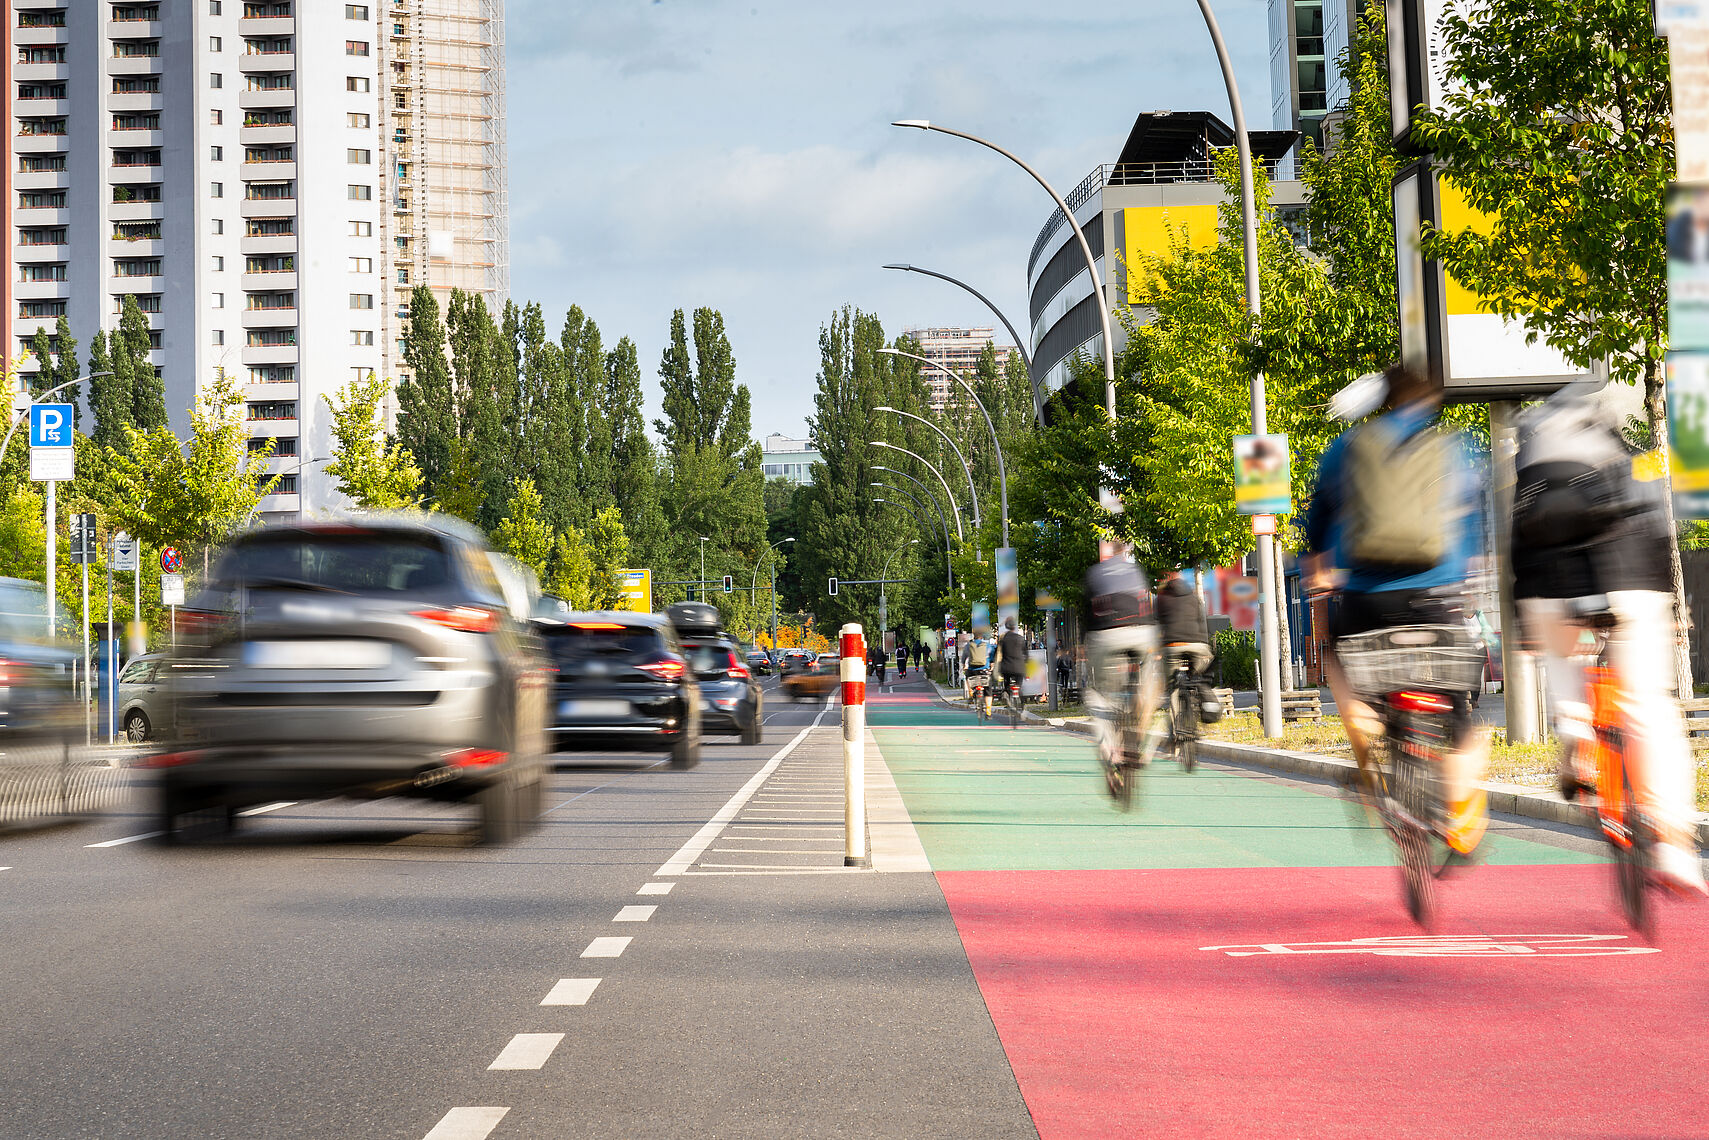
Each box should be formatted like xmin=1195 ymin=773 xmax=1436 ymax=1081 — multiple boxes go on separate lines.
xmin=1511 ymin=390 xmax=1705 ymax=896
xmin=1082 ymin=550 xmax=1160 ymax=798
xmin=1155 ymin=567 xmax=1212 ymax=678
xmin=1302 ymin=363 xmax=1490 ymax=857
xmin=995 ymin=617 xmax=1030 ymax=710
xmin=961 ymin=628 xmax=996 ymax=710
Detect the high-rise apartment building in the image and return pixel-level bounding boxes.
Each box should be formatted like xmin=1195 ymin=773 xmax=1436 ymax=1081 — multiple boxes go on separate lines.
xmin=1 ymin=0 xmax=506 ymax=519
xmin=1269 ymin=0 xmax=1364 ymax=155
xmin=900 ymin=326 xmax=1014 ymax=410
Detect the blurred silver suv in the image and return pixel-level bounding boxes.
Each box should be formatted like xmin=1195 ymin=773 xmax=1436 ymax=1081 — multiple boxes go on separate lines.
xmin=151 ymin=515 xmax=550 ymax=844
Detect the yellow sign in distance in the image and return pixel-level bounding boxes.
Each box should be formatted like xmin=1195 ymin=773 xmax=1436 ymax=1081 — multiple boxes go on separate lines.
xmin=612 ymin=568 xmax=652 ymax=613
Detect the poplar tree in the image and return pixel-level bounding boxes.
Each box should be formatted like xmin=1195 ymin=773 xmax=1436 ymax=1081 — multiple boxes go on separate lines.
xmin=605 ymin=335 xmax=664 ymax=564
xmin=118 ymin=295 xmax=165 ymax=430
xmin=86 ymin=330 xmax=128 ymax=451
xmin=395 ymin=285 xmax=457 ymax=500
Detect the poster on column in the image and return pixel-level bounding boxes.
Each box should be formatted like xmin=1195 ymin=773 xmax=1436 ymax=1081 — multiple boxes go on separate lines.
xmin=1225 ymin=576 xmax=1260 ymax=632
xmin=994 ymin=546 xmax=1019 ymax=629
xmin=1668 ymin=353 xmax=1709 ymax=517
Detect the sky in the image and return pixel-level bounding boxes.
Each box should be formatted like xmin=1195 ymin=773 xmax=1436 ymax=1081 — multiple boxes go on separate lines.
xmin=505 ymin=0 xmax=1275 ymax=443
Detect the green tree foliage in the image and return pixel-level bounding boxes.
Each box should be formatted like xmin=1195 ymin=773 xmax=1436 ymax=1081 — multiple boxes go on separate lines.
xmin=605 ymin=335 xmax=665 ymax=565
xmin=395 ymin=285 xmax=458 ymax=499
xmin=446 ymin=289 xmax=511 ymax=529
xmin=491 ymin=478 xmax=554 ymax=580
xmin=86 ymin=330 xmax=127 ymax=451
xmin=546 ymin=507 xmax=631 ymax=610
xmin=323 ymin=373 xmax=423 ymax=510
xmin=117 ymin=295 xmax=165 ymax=430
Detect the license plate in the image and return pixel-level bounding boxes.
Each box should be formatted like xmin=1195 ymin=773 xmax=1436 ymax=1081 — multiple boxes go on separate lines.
xmin=243 ymin=640 xmax=392 ymax=669
xmin=559 ymin=699 xmax=630 ymax=719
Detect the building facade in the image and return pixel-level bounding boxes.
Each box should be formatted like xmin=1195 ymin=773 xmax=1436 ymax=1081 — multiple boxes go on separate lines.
xmin=1269 ymin=0 xmax=1364 ymax=157
xmin=1027 ymin=111 xmax=1303 ymax=403
xmin=2 ymin=0 xmax=506 ymax=520
xmin=899 ymin=325 xmax=1014 ymax=410
xmin=760 ymin=432 xmax=821 ymax=485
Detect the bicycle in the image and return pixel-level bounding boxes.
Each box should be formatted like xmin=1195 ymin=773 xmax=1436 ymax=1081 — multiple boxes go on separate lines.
xmin=967 ymin=671 xmax=991 ymax=725
xmin=1164 ymin=654 xmax=1201 ymax=773
xmin=1000 ymin=673 xmax=1024 ymax=729
xmin=1337 ymin=623 xmax=1485 ymax=928
xmin=1099 ymin=645 xmax=1152 ymax=811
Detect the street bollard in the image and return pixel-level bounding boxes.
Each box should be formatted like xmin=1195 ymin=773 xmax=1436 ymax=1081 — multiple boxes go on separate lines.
xmin=840 ymin=623 xmax=869 ymax=868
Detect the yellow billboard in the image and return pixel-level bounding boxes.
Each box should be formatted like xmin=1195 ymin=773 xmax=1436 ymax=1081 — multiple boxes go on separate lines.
xmin=1123 ymin=204 xmax=1220 ymax=303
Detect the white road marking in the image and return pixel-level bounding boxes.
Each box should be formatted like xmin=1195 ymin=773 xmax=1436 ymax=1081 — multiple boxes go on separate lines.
xmin=236 ymin=801 xmax=298 ymax=817
xmin=0 ymin=866 xmax=11 ymax=871
xmin=613 ymin=905 xmax=656 ymax=922
xmin=713 ymin=848 xmax=839 ymax=854
xmin=540 ymin=978 xmax=601 ymax=1006
xmin=654 ymin=706 xmax=829 ymax=876
xmin=422 ymin=1107 xmax=509 ymax=1140
xmin=85 ymin=831 xmax=163 ymax=848
xmin=698 ymin=862 xmax=868 ymax=871
xmin=581 ymin=936 xmax=632 ymax=958
xmin=488 ymin=1033 xmax=564 ymax=1070
xmin=636 ymin=882 xmax=673 ymax=895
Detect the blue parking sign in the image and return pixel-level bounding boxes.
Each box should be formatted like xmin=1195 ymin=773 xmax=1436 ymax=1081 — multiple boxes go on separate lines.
xmin=29 ymin=403 xmax=73 ymax=448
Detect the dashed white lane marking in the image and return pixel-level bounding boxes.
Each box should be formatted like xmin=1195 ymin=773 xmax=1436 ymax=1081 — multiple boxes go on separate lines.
xmin=540 ymin=978 xmax=601 ymax=1006
xmin=636 ymin=882 xmax=673 ymax=895
xmin=488 ymin=1032 xmax=564 ymax=1071
xmin=581 ymin=936 xmax=632 ymax=958
xmin=613 ymin=905 xmax=655 ymax=922
xmin=85 ymin=831 xmax=163 ymax=848
xmin=422 ymin=1106 xmax=509 ymax=1140
xmin=0 ymin=866 xmax=11 ymax=871
xmin=236 ymin=801 xmax=298 ymax=816
xmin=654 ymin=706 xmax=829 ymax=876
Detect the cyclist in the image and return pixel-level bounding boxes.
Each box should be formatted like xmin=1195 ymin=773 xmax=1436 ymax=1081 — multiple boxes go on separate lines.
xmin=1302 ymin=362 xmax=1490 ymax=857
xmin=1082 ymin=549 xmax=1160 ymax=789
xmin=896 ymin=641 xmax=910 ymax=678
xmin=1155 ymin=568 xmax=1212 ymax=679
xmin=1510 ymin=390 xmax=1705 ymax=895
xmin=995 ymin=617 xmax=1029 ymax=712
xmin=961 ymin=628 xmax=996 ymax=711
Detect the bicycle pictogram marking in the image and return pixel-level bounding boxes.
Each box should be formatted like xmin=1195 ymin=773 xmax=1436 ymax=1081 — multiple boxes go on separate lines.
xmin=1200 ymin=934 xmax=1660 ymax=958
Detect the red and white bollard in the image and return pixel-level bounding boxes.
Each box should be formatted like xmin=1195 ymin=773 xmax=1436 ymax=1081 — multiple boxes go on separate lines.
xmin=840 ymin=623 xmax=869 ymax=868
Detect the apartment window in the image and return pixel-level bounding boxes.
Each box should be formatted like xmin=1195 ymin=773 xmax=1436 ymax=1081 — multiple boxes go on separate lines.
xmin=397 ymin=269 xmax=409 ymax=284
xmin=244 ymin=3 xmax=293 ymax=16
xmin=113 ymin=259 xmax=162 ymax=278
xmin=346 ymin=184 xmax=371 ymax=201
xmin=113 ymin=114 xmax=161 ymax=131
xmin=211 ymin=0 xmax=221 ymax=12
xmin=245 ymin=182 xmax=295 ymax=200
xmin=113 ymin=4 xmax=161 ymax=18
xmin=350 ymin=330 xmax=373 ymax=346
xmin=113 ymin=222 xmax=160 ymax=241
xmin=347 ymin=149 xmax=371 ymax=165
xmin=18 ymin=48 xmax=66 ymax=64
xmin=212 ymin=293 xmax=224 ymax=308
xmin=19 ymin=119 xmax=67 ymax=137
xmin=246 ymin=292 xmax=295 ymax=310
xmin=211 ymin=330 xmax=225 ymax=346
xmin=19 ymin=301 xmax=66 ymax=318
xmin=210 ymin=182 xmax=224 ymax=198
xmin=268 ymin=475 xmax=299 ymax=495
xmin=348 ymin=113 xmax=372 ymax=130
xmin=18 ymin=84 xmax=68 ymax=101
xmin=245 ymin=255 xmax=293 ymax=273
xmin=113 ymin=185 xmax=162 ymax=203
xmin=18 ymin=191 xmax=66 ymax=209
xmin=246 ymin=218 xmax=294 ymax=236
xmin=247 ymin=329 xmax=296 ymax=347
xmin=346 ymin=4 xmax=369 ymax=17
xmin=113 ymin=150 xmax=162 ymax=167
xmin=395 ymin=93 xmax=407 ymax=109
xmin=211 ymin=219 xmax=224 ymax=235
xmin=349 ymin=293 xmax=373 ymax=309
xmin=20 ymin=228 xmax=67 ymax=246
xmin=247 ymin=74 xmax=293 ymax=91
xmin=246 ymin=400 xmax=296 ymax=419
xmin=20 ymin=264 xmax=66 ymax=282
xmin=210 ymin=73 xmax=223 ymax=89
xmin=114 ymin=42 xmax=161 ymax=58
xmin=115 ymin=78 xmax=162 ymax=94
xmin=211 ymin=146 xmax=224 ymax=161
xmin=251 ymin=435 xmax=297 ymax=456
xmin=348 ymin=257 xmax=372 ymax=273
xmin=18 ymin=156 xmax=66 ymax=173
xmin=349 ymin=220 xmax=371 ymax=236
xmin=210 ymin=36 xmax=223 ymax=52
xmin=249 ymin=369 xmax=296 ymax=387
xmin=212 ymin=256 xmax=225 ymax=271
xmin=245 ymin=37 xmax=292 ymax=55
xmin=18 ymin=11 xmax=66 ymax=27
xmin=243 ymin=110 xmax=293 ymax=126
xmin=346 ymin=40 xmax=369 ymax=57
xmin=245 ymin=146 xmax=294 ymax=163
xmin=210 ymin=109 xmax=223 ymax=125
xmin=346 ymin=77 xmax=371 ymax=93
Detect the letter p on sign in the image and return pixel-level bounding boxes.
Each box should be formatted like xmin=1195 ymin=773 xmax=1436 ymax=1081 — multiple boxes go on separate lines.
xmin=29 ymin=404 xmax=72 ymax=448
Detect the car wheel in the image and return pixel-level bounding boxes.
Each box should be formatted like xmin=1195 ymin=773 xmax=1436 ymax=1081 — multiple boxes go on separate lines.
xmin=516 ymin=765 xmax=545 ymax=833
xmin=475 ymin=779 xmax=518 ymax=845
xmin=671 ymin=729 xmax=700 ymax=770
xmin=125 ymin=710 xmax=150 ymax=744
xmin=742 ymin=716 xmax=762 ymax=746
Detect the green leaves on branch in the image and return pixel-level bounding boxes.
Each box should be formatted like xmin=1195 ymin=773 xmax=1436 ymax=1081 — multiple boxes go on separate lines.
xmin=322 ymin=373 xmax=423 ymax=511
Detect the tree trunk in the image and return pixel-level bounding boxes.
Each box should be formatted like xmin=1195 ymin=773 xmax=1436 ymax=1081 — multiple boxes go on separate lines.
xmin=1271 ymin=539 xmax=1295 ymax=690
xmin=1646 ymin=358 xmax=1695 ymax=700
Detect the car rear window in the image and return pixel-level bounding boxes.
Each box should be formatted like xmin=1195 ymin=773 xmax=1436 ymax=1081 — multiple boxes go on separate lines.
xmin=218 ymin=533 xmax=452 ymax=594
xmin=686 ymin=645 xmax=736 ymax=675
xmin=542 ymin=623 xmax=667 ymax=663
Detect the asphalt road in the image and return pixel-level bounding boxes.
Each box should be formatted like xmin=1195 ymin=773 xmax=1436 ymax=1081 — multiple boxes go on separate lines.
xmin=0 ymin=675 xmax=1034 ymax=1140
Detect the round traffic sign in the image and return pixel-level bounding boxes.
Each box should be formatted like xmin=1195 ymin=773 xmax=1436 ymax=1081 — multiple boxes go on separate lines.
xmin=160 ymin=547 xmax=182 ymax=574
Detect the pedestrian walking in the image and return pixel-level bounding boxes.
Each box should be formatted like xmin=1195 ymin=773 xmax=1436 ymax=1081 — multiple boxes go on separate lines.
xmin=897 ymin=642 xmax=910 ymax=678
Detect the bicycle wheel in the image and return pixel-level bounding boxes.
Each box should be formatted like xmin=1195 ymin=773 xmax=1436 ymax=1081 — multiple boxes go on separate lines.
xmin=1384 ymin=740 xmax=1439 ymax=929
xmin=1611 ymin=762 xmax=1654 ymax=936
xmin=1009 ymin=683 xmax=1021 ymax=729
xmin=1170 ymin=682 xmax=1198 ymax=773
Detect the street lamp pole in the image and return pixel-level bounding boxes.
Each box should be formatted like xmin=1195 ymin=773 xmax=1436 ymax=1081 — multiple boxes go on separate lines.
xmin=875 ymin=406 xmax=981 ymax=550
xmin=751 ymin=536 xmax=795 ymax=651
xmin=871 ymin=483 xmax=954 ymax=595
xmin=878 ymin=538 xmax=919 ymax=638
xmin=891 ymin=121 xmax=1114 ymax=420
xmin=881 ymin=263 xmax=1044 ymax=425
xmin=697 ymin=535 xmax=709 ymax=603
xmin=1197 ymin=0 xmax=1283 ymax=737
xmin=870 ymin=442 xmax=965 ymax=542
xmin=880 ymin=347 xmax=1009 ymax=549
xmin=871 ymin=462 xmax=962 ymax=544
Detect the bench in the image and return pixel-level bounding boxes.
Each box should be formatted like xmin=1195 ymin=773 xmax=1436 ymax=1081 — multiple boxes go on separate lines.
xmin=1213 ymin=687 xmax=1235 ymax=715
xmin=1280 ymin=690 xmax=1324 ymax=723
xmin=1683 ymin=698 xmax=1709 ymax=751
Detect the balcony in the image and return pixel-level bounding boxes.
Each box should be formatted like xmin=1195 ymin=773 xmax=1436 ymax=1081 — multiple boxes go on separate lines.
xmin=14 ymin=63 xmax=70 ymax=82
xmin=15 ymin=243 xmax=70 ymax=262
xmin=240 ymin=234 xmax=296 ymax=256
xmin=106 ymin=56 xmax=164 ymax=78
xmin=241 ymin=159 xmax=295 ymax=181
xmin=14 ymin=170 xmax=69 ymax=190
xmin=241 ymin=271 xmax=297 ymax=291
xmin=109 ymin=164 xmax=164 ymax=184
xmin=238 ymin=88 xmax=296 ymax=110
xmin=106 ymin=20 xmax=163 ymax=39
xmin=238 ymin=123 xmax=295 ymax=145
xmin=239 ymin=51 xmax=294 ymax=73
xmin=14 ymin=133 xmax=69 ymax=154
xmin=241 ymin=346 xmax=298 ymax=367
xmin=107 ymin=235 xmax=164 ymax=256
xmin=14 ymin=206 xmax=70 ymax=225
xmin=241 ymin=306 xmax=297 ymax=328
xmin=109 ymin=199 xmax=165 ymax=221
xmin=109 ymin=127 xmax=165 ymax=147
xmin=243 ymin=380 xmax=298 ymax=402
xmin=14 ymin=27 xmax=69 ymax=47
xmin=108 ymin=92 xmax=164 ymax=113
xmin=240 ymin=197 xmax=297 ymax=218
xmin=16 ymin=98 xmax=70 ymax=117
xmin=238 ymin=17 xmax=295 ymax=36
xmin=254 ymin=492 xmax=301 ymax=515
xmin=245 ymin=416 xmax=298 ymax=436
xmin=107 ymin=272 xmax=165 ymax=293
xmin=15 ymin=280 xmax=71 ymax=301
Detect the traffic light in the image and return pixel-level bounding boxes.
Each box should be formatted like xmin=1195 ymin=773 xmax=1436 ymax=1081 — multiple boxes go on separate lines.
xmin=70 ymin=513 xmax=97 ymax=565
xmin=723 ymin=574 xmax=733 ymax=593
xmin=828 ymin=577 xmax=838 ymax=597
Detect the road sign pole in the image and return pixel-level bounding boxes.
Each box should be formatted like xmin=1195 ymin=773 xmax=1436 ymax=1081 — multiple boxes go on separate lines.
xmin=44 ymin=480 xmax=55 ymax=639
xmin=106 ymin=544 xmax=115 ymax=743
xmin=81 ymin=558 xmax=91 ymax=745
xmin=133 ymin=545 xmax=141 ymax=656
xmin=839 ymin=623 xmax=869 ymax=869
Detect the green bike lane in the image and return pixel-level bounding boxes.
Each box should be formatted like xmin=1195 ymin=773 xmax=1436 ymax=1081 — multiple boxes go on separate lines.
xmin=868 ymin=682 xmax=1709 ymax=1139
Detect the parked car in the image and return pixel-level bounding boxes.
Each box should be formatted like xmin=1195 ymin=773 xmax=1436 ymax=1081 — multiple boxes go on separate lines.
xmin=781 ymin=651 xmax=839 ymax=703
xmin=667 ymin=603 xmax=762 ymax=745
xmin=117 ymin=652 xmax=165 ymax=743
xmin=153 ymin=514 xmax=551 ymax=844
xmin=536 ymin=607 xmax=701 ymax=768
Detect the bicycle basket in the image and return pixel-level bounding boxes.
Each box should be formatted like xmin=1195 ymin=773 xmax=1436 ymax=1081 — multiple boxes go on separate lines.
xmin=1335 ymin=624 xmax=1484 ymax=700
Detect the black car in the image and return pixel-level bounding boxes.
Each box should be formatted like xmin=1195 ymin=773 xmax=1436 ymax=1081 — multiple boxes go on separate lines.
xmin=537 ymin=608 xmax=701 ymax=767
xmin=666 ymin=602 xmax=762 ymax=746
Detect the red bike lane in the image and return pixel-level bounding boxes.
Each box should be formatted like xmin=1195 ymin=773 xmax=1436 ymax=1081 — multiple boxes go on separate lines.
xmin=869 ymin=685 xmax=1709 ymax=1139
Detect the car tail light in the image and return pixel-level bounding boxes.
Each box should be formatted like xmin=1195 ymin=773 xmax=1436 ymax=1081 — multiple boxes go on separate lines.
xmin=727 ymin=661 xmax=750 ymax=679
xmin=638 ymin=658 xmax=686 ymax=682
xmin=412 ymin=605 xmax=500 ymax=634
xmin=1391 ymin=690 xmax=1454 ymax=714
xmin=174 ymin=609 xmax=231 ymax=640
xmin=445 ymin=747 xmax=507 ymax=768
xmin=138 ymin=751 xmax=199 ymax=769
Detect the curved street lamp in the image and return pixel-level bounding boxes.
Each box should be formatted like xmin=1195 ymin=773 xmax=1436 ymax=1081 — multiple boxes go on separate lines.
xmin=877 ymin=536 xmax=919 ymax=638
xmin=874 ymin=405 xmax=981 ymax=544
xmin=870 ymin=442 xmax=964 ymax=542
xmin=881 ymin=263 xmax=1043 ymax=424
xmin=880 ymin=347 xmax=1009 ymax=549
xmin=870 ymin=486 xmax=953 ymax=596
xmin=871 ymin=462 xmax=961 ymax=544
xmin=751 ymin=536 xmax=795 ymax=651
xmin=890 ymin=120 xmax=1114 ymax=420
